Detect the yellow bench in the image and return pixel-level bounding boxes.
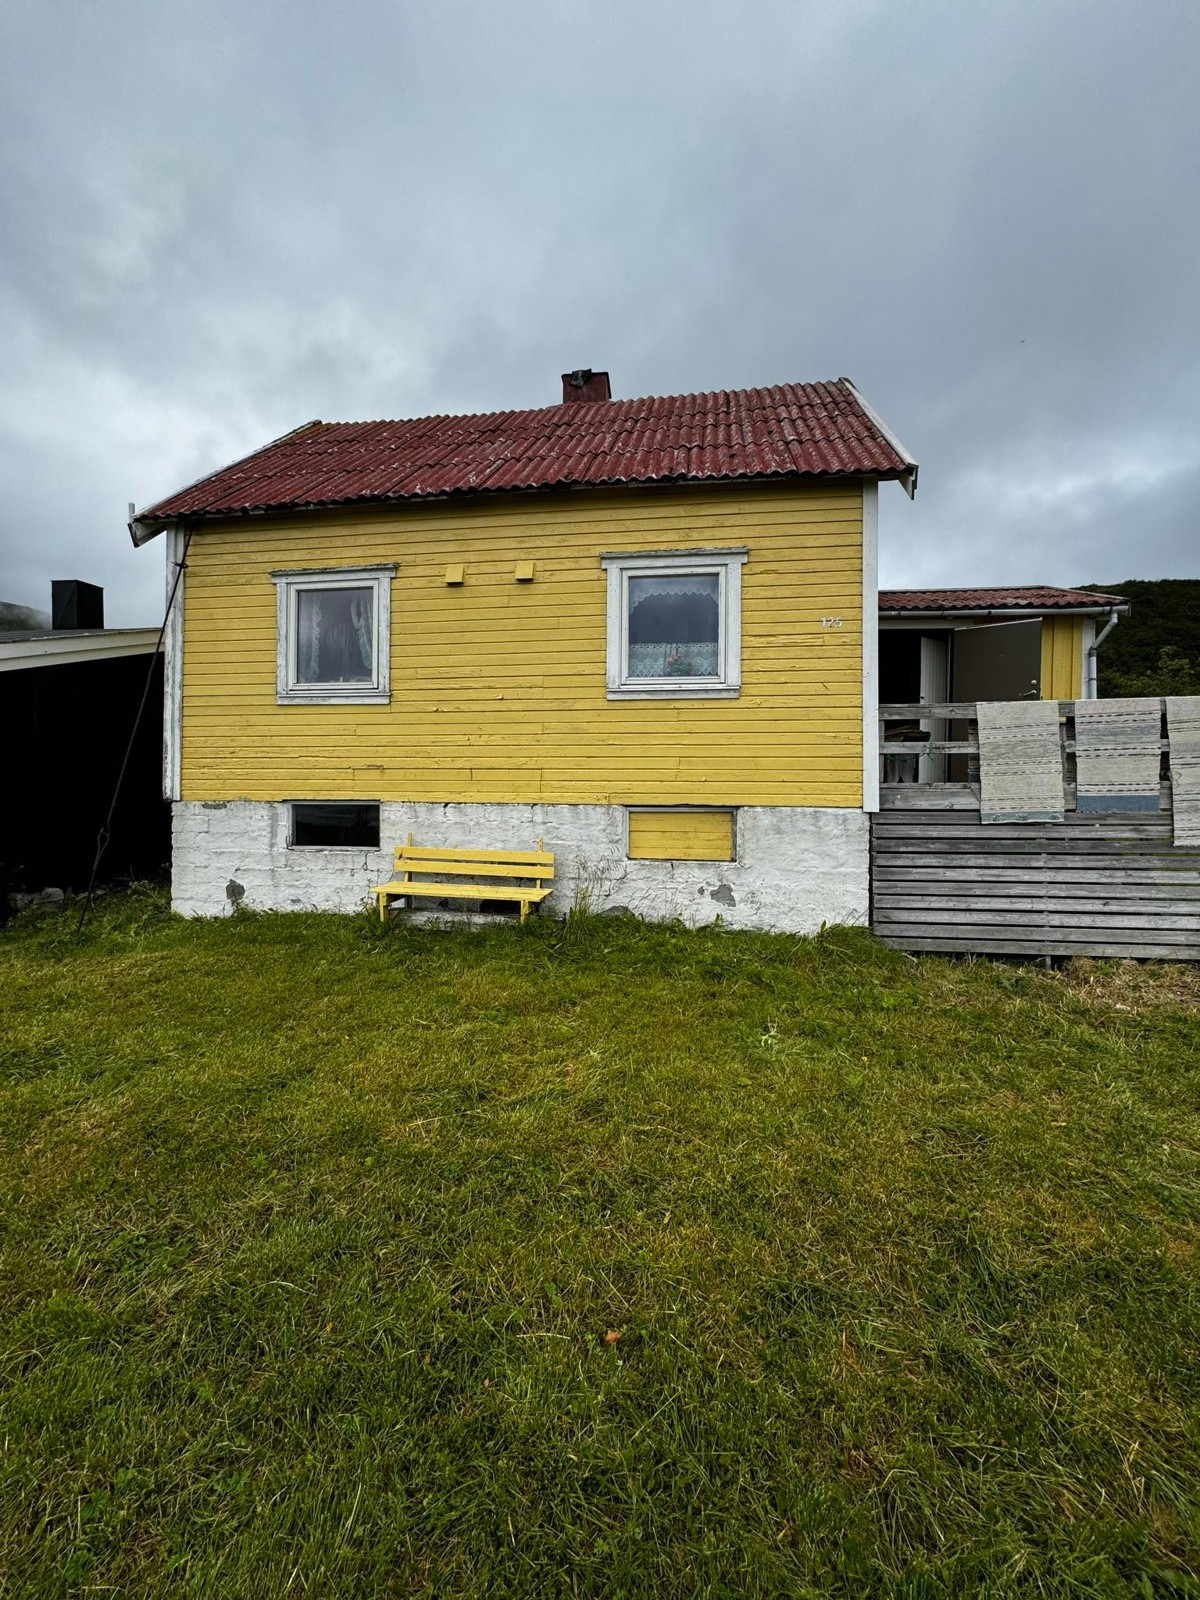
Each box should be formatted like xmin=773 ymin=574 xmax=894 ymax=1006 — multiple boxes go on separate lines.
xmin=371 ymin=835 xmax=555 ymax=923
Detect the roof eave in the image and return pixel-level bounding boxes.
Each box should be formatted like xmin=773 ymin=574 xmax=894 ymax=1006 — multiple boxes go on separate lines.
xmin=879 ymin=602 xmax=1131 ymax=620
xmin=129 ymin=515 xmax=169 ymax=547
xmin=130 ymin=419 xmax=326 ymax=547
xmin=131 ymin=464 xmax=910 ymax=531
xmin=839 ymin=378 xmax=919 ymax=498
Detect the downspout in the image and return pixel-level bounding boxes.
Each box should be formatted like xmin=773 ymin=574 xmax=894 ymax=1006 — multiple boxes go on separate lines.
xmin=1086 ymin=608 xmax=1120 ymax=699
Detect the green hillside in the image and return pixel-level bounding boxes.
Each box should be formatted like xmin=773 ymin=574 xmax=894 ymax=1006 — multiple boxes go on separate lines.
xmin=1081 ymin=579 xmax=1200 ymax=695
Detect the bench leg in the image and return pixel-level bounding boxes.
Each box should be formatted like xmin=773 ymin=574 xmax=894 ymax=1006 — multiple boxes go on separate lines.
xmin=520 ymin=899 xmax=530 ymax=924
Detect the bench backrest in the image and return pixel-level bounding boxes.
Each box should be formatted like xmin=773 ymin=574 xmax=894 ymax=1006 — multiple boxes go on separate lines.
xmin=393 ymin=836 xmax=555 ymax=882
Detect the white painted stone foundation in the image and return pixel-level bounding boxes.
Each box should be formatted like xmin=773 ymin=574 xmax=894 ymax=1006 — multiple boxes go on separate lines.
xmin=171 ymin=801 xmax=869 ymax=934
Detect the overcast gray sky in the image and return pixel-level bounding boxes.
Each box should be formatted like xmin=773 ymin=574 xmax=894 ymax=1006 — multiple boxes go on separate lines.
xmin=2 ymin=0 xmax=1197 ymax=625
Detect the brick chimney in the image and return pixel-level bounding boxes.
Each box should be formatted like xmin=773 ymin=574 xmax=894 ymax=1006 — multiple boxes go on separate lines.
xmin=561 ymin=369 xmax=612 ymax=404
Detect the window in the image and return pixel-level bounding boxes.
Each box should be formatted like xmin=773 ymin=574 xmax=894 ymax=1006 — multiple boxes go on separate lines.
xmin=291 ymin=802 xmax=381 ymax=848
xmin=627 ymin=808 xmax=736 ymax=861
xmin=601 ymin=548 xmax=747 ymax=698
xmin=271 ymin=565 xmax=395 ymax=703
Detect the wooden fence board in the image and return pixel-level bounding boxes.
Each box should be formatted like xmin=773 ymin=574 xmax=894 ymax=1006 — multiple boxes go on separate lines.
xmin=886 ymin=936 xmax=1195 ymax=959
xmin=875 ymin=889 xmax=1200 ymax=909
xmin=873 ymin=909 xmax=1200 ymax=931
xmin=871 ymin=803 xmax=1200 ymax=960
xmin=873 ymin=869 xmax=1199 ymax=889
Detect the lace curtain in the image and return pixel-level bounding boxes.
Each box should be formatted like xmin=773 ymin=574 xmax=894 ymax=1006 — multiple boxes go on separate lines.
xmin=627 ymin=573 xmax=720 ymax=678
xmin=297 ymin=588 xmax=374 ymax=683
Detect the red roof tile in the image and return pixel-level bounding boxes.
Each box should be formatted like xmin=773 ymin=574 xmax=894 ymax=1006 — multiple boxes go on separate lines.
xmin=134 ymin=378 xmax=915 ymax=533
xmin=880 ymin=586 xmax=1128 ymax=613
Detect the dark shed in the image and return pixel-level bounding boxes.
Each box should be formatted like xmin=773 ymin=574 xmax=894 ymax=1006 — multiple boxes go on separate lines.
xmin=0 ymin=610 xmax=169 ymax=902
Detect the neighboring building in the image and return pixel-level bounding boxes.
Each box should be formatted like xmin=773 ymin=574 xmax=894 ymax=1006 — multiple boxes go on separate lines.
xmin=130 ymin=372 xmax=917 ymax=929
xmin=0 ymin=583 xmax=170 ymax=897
xmin=879 ymin=586 xmax=1130 ymax=705
xmin=877 ymin=586 xmax=1130 ymax=786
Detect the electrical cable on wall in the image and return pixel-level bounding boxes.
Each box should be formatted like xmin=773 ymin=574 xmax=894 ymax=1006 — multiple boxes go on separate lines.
xmin=76 ymin=528 xmax=192 ymax=934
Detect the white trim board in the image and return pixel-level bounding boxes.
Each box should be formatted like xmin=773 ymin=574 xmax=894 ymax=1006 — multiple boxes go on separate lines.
xmin=163 ymin=525 xmax=186 ymax=801
xmin=0 ymin=628 xmax=160 ymax=674
xmin=861 ymin=479 xmax=880 ymax=813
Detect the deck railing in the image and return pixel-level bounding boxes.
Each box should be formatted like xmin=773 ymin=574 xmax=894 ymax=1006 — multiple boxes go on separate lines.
xmin=872 ymin=699 xmax=1196 ymax=958
xmin=879 ymin=701 xmax=1173 ymax=807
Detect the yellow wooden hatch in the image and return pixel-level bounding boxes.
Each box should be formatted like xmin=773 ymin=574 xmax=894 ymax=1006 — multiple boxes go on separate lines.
xmin=627 ymin=809 xmax=735 ymax=861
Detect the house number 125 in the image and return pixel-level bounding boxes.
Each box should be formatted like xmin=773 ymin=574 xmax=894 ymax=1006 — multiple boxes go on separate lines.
xmin=821 ymin=616 xmax=844 ymax=628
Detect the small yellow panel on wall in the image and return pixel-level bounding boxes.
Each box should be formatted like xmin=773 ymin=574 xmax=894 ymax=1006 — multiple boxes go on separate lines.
xmin=627 ymin=808 xmax=735 ymax=861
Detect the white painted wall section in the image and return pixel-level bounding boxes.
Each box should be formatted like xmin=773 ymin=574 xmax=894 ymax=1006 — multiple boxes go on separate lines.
xmin=171 ymin=800 xmax=869 ymax=933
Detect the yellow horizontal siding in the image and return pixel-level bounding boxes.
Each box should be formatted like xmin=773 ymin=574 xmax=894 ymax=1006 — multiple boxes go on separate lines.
xmin=1040 ymin=616 xmax=1084 ymax=700
xmin=180 ymin=482 xmax=865 ymax=807
xmin=628 ymin=809 xmax=735 ymax=860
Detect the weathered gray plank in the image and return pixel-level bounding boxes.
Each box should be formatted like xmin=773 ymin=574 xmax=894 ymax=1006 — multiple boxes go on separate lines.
xmin=872 ymin=868 xmax=1200 ymax=888
xmin=880 ymin=702 xmax=1074 ymax=720
xmin=874 ymin=811 xmax=1171 ymax=831
xmin=872 ymin=841 xmax=1189 ymax=859
xmin=882 ymin=741 xmax=979 ymax=755
xmin=871 ymin=836 xmax=1178 ymax=854
xmin=874 ymin=820 xmax=1177 ymax=831
xmin=874 ymin=889 xmax=1200 ymax=910
xmin=871 ymin=864 xmax=1197 ymax=883
xmin=880 ymin=702 xmax=983 ymax=719
xmin=875 ymin=809 xmax=1172 ymax=826
xmin=879 ymin=785 xmax=980 ymax=810
xmin=878 ymin=780 xmax=1173 ymax=813
xmin=873 ymin=908 xmax=1200 ymax=931
xmin=872 ymin=838 xmax=1185 ymax=853
xmin=884 ymin=936 xmax=1196 ymax=958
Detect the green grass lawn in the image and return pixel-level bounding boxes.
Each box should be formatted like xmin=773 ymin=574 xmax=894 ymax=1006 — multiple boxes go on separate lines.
xmin=1 ymin=891 xmax=1198 ymax=1598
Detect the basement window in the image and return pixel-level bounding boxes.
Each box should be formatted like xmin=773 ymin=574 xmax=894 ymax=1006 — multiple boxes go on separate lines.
xmin=271 ymin=565 xmax=395 ymax=703
xmin=290 ymin=802 xmax=381 ymax=848
xmin=601 ymin=548 xmax=747 ymax=699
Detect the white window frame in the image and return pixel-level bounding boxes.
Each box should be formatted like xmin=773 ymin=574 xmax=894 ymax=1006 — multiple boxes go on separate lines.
xmin=270 ymin=565 xmax=395 ymax=705
xmin=600 ymin=547 xmax=748 ymax=700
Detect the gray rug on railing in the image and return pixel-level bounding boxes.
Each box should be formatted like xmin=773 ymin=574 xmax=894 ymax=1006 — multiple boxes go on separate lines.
xmin=1074 ymin=697 xmax=1162 ymax=813
xmin=976 ymin=700 xmax=1064 ymax=824
xmin=1166 ymin=696 xmax=1200 ymax=845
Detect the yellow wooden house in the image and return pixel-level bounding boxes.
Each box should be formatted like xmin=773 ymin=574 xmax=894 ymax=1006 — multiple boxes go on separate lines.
xmin=131 ymin=371 xmax=917 ymax=929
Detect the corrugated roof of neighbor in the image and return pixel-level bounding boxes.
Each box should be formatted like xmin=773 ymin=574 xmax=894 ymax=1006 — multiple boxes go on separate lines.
xmin=136 ymin=379 xmax=914 ymax=527
xmin=880 ymin=586 xmax=1129 ymax=612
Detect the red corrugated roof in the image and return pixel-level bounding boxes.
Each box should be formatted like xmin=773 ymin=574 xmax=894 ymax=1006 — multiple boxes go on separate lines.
xmin=135 ymin=378 xmax=914 ymax=530
xmin=880 ymin=586 xmax=1128 ymax=612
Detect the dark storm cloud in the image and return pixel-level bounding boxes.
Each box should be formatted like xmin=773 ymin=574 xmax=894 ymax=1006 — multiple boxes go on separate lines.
xmin=1 ymin=0 xmax=1197 ymax=622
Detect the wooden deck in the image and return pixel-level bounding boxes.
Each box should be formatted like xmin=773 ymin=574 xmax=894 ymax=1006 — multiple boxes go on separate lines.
xmin=872 ymin=701 xmax=1200 ymax=960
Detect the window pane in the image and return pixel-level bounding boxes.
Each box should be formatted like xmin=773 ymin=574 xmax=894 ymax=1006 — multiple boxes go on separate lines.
xmin=292 ymin=803 xmax=380 ymax=847
xmin=626 ymin=573 xmax=720 ymax=678
xmin=296 ymin=587 xmax=374 ymax=684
